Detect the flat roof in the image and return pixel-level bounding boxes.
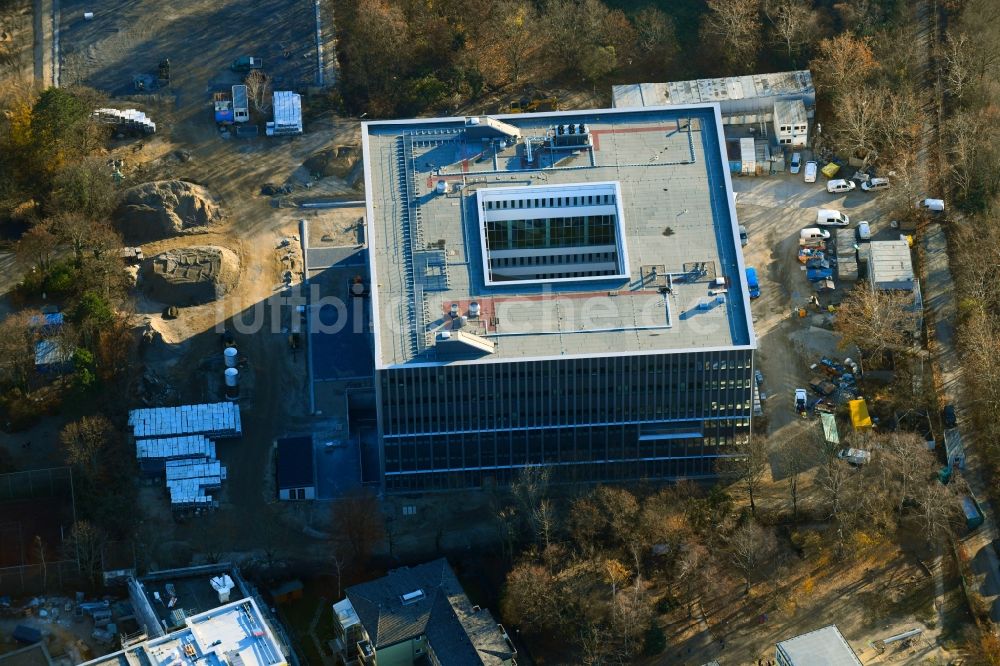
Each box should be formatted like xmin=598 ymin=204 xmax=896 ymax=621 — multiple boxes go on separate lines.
xmin=362 ymin=105 xmax=754 ymax=368
xmin=867 ymin=240 xmax=914 ymax=288
xmin=776 ymin=625 xmax=862 ymax=665
xmin=612 ymin=70 xmax=813 ymax=108
xmin=276 ymin=437 xmax=314 ymax=489
xmin=138 ymin=567 xmax=245 ymax=633
xmin=80 ymin=598 xmax=285 ymax=666
xmin=774 ymin=99 xmax=808 ymax=124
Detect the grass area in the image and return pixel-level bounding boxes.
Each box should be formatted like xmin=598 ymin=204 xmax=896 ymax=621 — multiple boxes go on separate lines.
xmin=275 ymin=579 xmax=336 ymax=666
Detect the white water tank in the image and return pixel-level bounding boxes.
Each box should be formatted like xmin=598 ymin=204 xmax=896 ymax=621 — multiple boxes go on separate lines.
xmin=224 ymin=367 xmax=239 ymax=387
xmin=224 ymin=347 xmax=238 ymax=368
xmin=435 ymin=180 xmax=447 ymax=195
xmin=469 ymin=302 xmax=481 ymax=318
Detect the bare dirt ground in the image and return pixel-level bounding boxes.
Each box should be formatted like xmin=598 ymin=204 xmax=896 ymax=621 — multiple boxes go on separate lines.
xmin=0 ymin=0 xmax=33 ymax=82
xmin=6 ymin=0 xmax=355 ymax=565
xmin=670 ymin=165 xmax=970 ymax=664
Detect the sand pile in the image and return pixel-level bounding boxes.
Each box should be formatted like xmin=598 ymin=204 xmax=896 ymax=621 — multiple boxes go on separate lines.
xmin=116 ymin=180 xmax=223 ymax=243
xmin=141 ymin=245 xmax=239 ymax=306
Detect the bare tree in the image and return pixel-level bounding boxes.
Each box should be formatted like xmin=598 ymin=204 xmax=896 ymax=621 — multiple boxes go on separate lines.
xmin=612 ymin=582 xmax=651 ymax=658
xmin=815 ymin=453 xmax=853 ymax=522
xmin=719 ymin=433 xmax=769 ymax=516
xmin=945 ymin=108 xmax=1000 ymax=209
xmin=331 ymin=542 xmax=348 ymax=599
xmin=634 ymin=7 xmax=678 ymax=64
xmin=764 ymin=0 xmax=818 ymax=60
xmin=34 ymin=535 xmax=48 ymax=591
xmin=500 ymin=561 xmax=566 ymax=631
xmin=60 ymin=414 xmax=116 ymax=479
xmin=702 ymin=0 xmax=764 ymax=73
xmin=50 ymin=157 xmax=119 ymax=221
xmin=778 ymin=433 xmax=811 ymax=522
xmin=66 ymin=520 xmax=106 ymax=586
xmin=727 ymin=521 xmax=777 ymax=594
xmin=676 ymin=541 xmax=715 ymax=618
xmin=829 ymin=85 xmax=888 ymax=167
xmin=835 ymin=284 xmax=918 ymax=363
xmin=512 ymin=465 xmax=552 ymax=545
xmin=810 ymin=33 xmax=877 ymax=101
xmin=497 ymin=0 xmax=538 ymax=84
xmin=916 ymin=481 xmax=959 ymax=550
xmin=16 ymin=221 xmax=58 ymax=273
xmin=244 ymin=70 xmax=272 ymax=115
xmin=0 ymin=309 xmax=43 ymax=392
xmin=45 ymin=213 xmax=123 ymax=271
xmin=332 ymin=489 xmax=385 ymax=565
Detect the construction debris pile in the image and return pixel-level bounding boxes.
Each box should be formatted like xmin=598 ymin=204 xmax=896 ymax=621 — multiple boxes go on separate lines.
xmin=805 ymin=356 xmax=861 ymax=413
xmin=129 ymin=403 xmax=241 ymax=510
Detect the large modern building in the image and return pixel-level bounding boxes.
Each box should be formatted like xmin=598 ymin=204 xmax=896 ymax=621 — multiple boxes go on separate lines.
xmin=361 ymin=105 xmax=755 ymax=491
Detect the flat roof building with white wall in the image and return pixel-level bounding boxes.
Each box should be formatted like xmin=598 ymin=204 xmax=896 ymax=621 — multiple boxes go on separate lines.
xmin=360 ymin=105 xmax=755 ymax=491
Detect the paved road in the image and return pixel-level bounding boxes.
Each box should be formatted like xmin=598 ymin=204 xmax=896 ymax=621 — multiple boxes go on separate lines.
xmin=914 ymin=0 xmax=1000 ymax=619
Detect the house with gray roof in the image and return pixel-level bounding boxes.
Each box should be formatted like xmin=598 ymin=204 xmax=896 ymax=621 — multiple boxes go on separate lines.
xmin=332 ymin=558 xmax=516 ymax=666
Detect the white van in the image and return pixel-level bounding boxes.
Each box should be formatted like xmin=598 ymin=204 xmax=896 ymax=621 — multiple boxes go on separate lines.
xmin=816 ymin=209 xmax=850 ymax=227
xmin=861 ymin=177 xmax=889 ymax=192
xmin=918 ymin=198 xmax=945 ymax=212
xmin=826 ymin=179 xmax=856 ymax=194
xmin=800 ymin=227 xmax=831 ymax=241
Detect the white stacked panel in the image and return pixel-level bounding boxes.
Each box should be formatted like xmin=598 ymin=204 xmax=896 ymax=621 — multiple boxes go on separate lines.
xmin=165 ymin=458 xmax=223 ymax=484
xmin=167 ymin=479 xmax=215 ymax=506
xmin=128 ymin=403 xmax=241 ymax=439
xmin=135 ymin=435 xmax=214 ymax=461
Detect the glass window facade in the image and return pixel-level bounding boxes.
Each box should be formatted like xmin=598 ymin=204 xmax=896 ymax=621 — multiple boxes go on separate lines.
xmin=377 ymin=349 xmax=754 ymax=491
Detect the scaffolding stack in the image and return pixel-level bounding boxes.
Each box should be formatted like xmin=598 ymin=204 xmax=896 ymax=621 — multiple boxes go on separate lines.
xmin=128 ymin=403 xmax=241 ymax=511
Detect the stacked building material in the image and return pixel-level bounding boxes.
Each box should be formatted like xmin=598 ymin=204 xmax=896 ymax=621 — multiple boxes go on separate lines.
xmin=128 ymin=403 xmax=241 ymax=439
xmin=165 ymin=459 xmax=226 ymax=506
xmin=93 ymin=108 xmax=157 ymax=134
xmin=135 ymin=435 xmax=216 ymax=474
xmin=128 ymin=403 xmax=241 ymax=510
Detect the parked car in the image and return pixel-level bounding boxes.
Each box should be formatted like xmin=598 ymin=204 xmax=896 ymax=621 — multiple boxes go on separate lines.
xmin=838 ymin=448 xmax=872 ymax=466
xmin=816 ymin=209 xmax=850 ymax=227
xmin=861 ymin=177 xmax=890 ymax=192
xmin=826 ymin=179 xmax=856 ymax=194
xmin=795 ymin=388 xmax=808 ymax=415
xmin=230 ymin=56 xmax=263 ymax=72
xmin=943 ymin=403 xmax=957 ymax=428
xmin=918 ymin=198 xmax=945 ymax=211
xmin=739 ymin=225 xmax=748 ymax=247
xmin=745 ymin=267 xmax=760 ymax=299
xmin=807 ymin=267 xmax=834 ymax=281
xmin=789 ymin=152 xmax=802 ymax=174
xmin=856 ymin=221 xmax=872 ymax=241
xmin=804 ymin=160 xmax=818 ymax=183
xmin=800 ymin=227 xmax=831 ymax=241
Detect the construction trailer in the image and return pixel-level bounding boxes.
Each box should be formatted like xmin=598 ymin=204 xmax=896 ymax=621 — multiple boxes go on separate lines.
xmin=266 ymin=91 xmax=302 ymax=136
xmin=232 ymin=84 xmax=249 ymax=123
xmin=944 ymin=427 xmax=965 ymax=469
